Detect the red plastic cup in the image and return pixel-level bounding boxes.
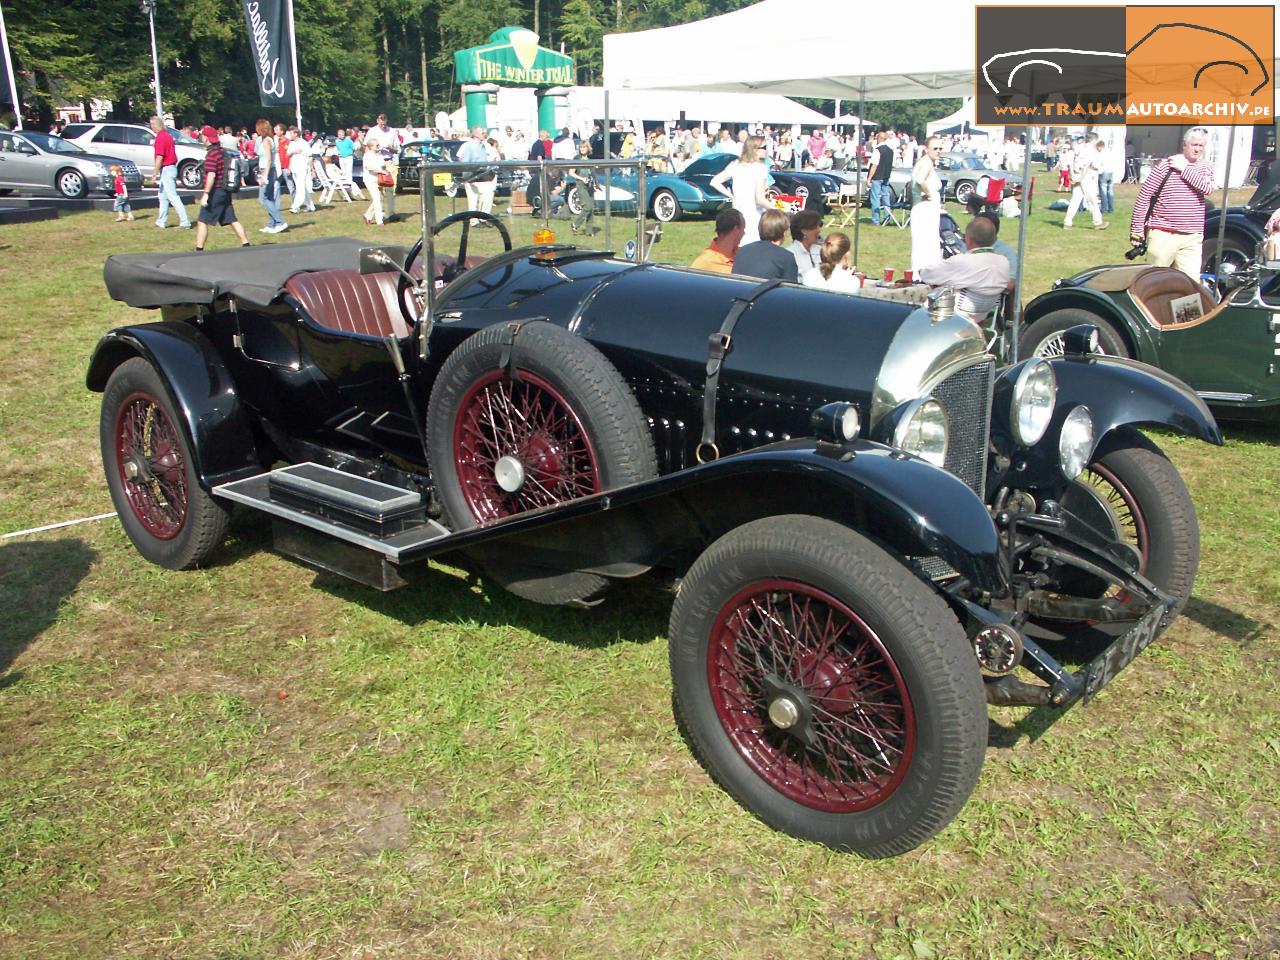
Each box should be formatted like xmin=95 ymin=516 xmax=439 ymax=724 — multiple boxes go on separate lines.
xmin=883 ymin=267 xmax=894 ymax=283
xmin=904 ymin=269 xmax=914 ymax=283
xmin=854 ymin=272 xmax=866 ymax=288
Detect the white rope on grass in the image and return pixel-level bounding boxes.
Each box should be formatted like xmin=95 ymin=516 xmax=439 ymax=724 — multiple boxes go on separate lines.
xmin=1 ymin=512 xmax=118 ymax=541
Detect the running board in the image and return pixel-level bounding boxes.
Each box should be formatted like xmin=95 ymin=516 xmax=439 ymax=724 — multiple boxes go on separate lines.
xmin=213 ymin=463 xmax=451 ymax=563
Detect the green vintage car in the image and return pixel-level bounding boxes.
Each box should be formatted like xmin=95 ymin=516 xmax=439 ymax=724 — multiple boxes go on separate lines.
xmin=1018 ymin=262 xmax=1280 ymax=423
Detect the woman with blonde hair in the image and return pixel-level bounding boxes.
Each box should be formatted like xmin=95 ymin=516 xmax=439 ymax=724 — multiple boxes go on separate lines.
xmin=710 ymin=134 xmax=770 ymax=245
xmin=802 ymin=232 xmax=861 ymax=293
xmin=910 ymin=136 xmax=944 ymax=271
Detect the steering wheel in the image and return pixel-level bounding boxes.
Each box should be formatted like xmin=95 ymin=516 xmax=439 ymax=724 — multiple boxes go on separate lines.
xmin=398 ymin=211 xmax=512 ymax=328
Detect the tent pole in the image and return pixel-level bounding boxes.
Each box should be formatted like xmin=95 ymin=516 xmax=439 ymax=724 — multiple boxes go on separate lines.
xmin=604 ymin=90 xmax=611 ymax=250
xmin=1213 ymin=123 xmax=1236 ymax=288
xmin=853 ymin=79 xmax=865 ymax=269
xmin=1009 ymin=83 xmax=1034 ymax=363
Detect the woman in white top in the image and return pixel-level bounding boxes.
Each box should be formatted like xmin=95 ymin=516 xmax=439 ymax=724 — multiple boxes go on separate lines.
xmin=709 ymin=135 xmax=770 ymax=245
xmin=253 ymin=118 xmax=287 ymax=233
xmin=910 ymin=136 xmax=944 ymax=272
xmin=286 ymin=129 xmax=315 ymax=214
xmin=361 ymin=141 xmax=386 ymax=226
xmin=802 ymin=232 xmax=862 ymax=293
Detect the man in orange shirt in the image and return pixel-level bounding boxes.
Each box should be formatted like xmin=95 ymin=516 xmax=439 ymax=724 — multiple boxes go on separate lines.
xmin=690 ymin=209 xmax=745 ymax=273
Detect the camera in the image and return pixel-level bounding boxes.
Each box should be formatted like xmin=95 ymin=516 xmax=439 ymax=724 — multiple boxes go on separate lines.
xmin=1124 ymin=240 xmax=1147 ymax=261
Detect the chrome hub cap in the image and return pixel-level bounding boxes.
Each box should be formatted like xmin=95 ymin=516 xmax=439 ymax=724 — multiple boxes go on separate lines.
xmin=768 ymin=696 xmax=801 ymax=730
xmin=494 ymin=455 xmax=526 ymax=493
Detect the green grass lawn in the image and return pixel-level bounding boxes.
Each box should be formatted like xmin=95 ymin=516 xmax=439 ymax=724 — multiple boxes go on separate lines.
xmin=0 ymin=174 xmax=1277 ymax=960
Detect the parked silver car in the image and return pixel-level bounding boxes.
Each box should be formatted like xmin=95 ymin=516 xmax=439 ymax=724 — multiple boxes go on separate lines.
xmin=0 ymin=130 xmax=143 ymax=199
xmin=62 ymin=122 xmax=251 ymax=189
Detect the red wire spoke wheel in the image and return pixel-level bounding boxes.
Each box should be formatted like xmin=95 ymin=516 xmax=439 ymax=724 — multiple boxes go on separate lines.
xmin=428 ymin=321 xmax=656 ymax=605
xmin=99 ymin=358 xmax=228 ymax=569
xmin=669 ymin=515 xmax=987 ymax=857
xmin=114 ymin=391 xmax=188 ymax=539
xmin=452 ymin=369 xmax=602 ymax=525
xmin=708 ymin=579 xmax=916 ymax=813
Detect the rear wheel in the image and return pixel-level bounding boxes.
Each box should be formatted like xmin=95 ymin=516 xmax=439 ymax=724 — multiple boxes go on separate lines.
xmin=178 ymin=160 xmax=202 ymax=190
xmin=669 ymin=516 xmax=987 ymax=857
xmin=651 ymin=188 xmax=682 ymax=222
xmin=100 ymin=358 xmax=228 ymax=569
xmin=1019 ymin=308 xmax=1129 ymax=359
xmin=953 ymin=180 xmax=976 ymax=205
xmin=426 ymin=321 xmax=657 ymax=605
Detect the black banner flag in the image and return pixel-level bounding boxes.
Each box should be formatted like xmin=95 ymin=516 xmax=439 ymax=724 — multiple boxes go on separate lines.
xmin=242 ymin=0 xmax=296 ymax=108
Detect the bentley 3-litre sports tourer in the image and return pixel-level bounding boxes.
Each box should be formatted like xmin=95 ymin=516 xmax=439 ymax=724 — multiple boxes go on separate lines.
xmin=89 ymin=207 xmax=1221 ymax=858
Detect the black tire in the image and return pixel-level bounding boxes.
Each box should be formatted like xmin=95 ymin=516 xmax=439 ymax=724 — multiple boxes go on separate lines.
xmin=1060 ymin=429 xmax=1200 ymax=620
xmin=56 ymin=168 xmax=87 ymax=199
xmin=953 ymin=180 xmax=976 ymax=205
xmin=651 ymin=188 xmax=682 ymax=222
xmin=100 ymin=358 xmax=229 ymax=570
xmin=566 ymin=186 xmax=584 ymax=217
xmin=426 ymin=321 xmax=657 ymax=605
xmin=669 ymin=516 xmax=987 ymax=857
xmin=1019 ymin=307 xmax=1130 ymax=359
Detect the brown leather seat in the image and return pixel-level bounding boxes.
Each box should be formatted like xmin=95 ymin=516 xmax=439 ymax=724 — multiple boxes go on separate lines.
xmin=284 ymin=269 xmax=411 ymax=340
xmin=1127 ymin=267 xmax=1215 ymax=327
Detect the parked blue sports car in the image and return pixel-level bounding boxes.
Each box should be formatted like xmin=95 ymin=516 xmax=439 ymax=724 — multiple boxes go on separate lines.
xmin=562 ymin=154 xmax=730 ymax=222
xmin=679 ymin=152 xmax=846 ymax=214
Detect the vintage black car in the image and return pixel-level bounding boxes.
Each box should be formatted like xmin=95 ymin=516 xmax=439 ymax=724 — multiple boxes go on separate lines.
xmin=88 ymin=212 xmax=1220 ymax=858
xmin=1201 ymin=165 xmax=1278 ymax=276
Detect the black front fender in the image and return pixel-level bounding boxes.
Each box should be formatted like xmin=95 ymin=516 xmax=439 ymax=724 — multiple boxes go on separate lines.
xmin=87 ymin=322 xmax=263 ymax=489
xmin=992 ymin=355 xmax=1221 ymax=490
xmin=403 ymin=440 xmax=1006 ymax=595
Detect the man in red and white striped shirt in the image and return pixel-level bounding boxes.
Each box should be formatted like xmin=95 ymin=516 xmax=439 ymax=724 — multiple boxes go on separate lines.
xmin=1129 ymin=129 xmax=1214 ymax=279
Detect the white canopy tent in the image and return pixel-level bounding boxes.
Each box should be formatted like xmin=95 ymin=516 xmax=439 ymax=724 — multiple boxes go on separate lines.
xmin=603 ymin=0 xmax=973 ymax=99
xmin=926 ymin=100 xmax=1004 ymax=140
xmin=566 ymin=86 xmax=832 ymax=131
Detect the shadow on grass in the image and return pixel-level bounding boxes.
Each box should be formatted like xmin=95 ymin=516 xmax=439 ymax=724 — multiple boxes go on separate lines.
xmin=310 ymin=549 xmax=671 ymax=651
xmin=0 ymin=538 xmax=96 ymax=678
xmin=1182 ymin=595 xmax=1268 ymax=647
xmin=1217 ymin=419 xmax=1280 ymax=444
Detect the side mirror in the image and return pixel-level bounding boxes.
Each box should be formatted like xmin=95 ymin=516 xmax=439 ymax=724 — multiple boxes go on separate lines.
xmin=358 ymin=244 xmax=408 ymax=276
xmin=17 ymin=142 xmax=36 ymax=155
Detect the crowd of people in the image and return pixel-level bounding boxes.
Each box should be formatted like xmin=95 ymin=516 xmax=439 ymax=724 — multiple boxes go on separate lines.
xmin=687 ymin=199 xmax=1016 ymax=331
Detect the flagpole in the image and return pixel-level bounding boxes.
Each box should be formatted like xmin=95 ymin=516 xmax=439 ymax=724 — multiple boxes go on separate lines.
xmin=0 ymin=0 xmax=22 ymax=129
xmin=286 ymin=0 xmax=302 ymax=128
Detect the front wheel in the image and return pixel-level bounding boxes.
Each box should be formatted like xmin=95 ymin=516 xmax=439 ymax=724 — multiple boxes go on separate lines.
xmin=953 ymin=180 xmax=976 ymax=204
xmin=1019 ymin=308 xmax=1130 ymax=359
xmin=100 ymin=358 xmax=229 ymax=569
xmin=56 ymin=168 xmax=87 ymax=199
xmin=669 ymin=516 xmax=987 ymax=857
xmin=1060 ymin=430 xmax=1200 ymax=620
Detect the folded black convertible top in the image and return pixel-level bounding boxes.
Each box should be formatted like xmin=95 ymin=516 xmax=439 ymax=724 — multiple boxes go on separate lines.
xmin=104 ymin=237 xmax=373 ymax=309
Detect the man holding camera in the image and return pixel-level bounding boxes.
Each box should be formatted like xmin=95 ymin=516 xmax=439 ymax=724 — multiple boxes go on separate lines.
xmin=1129 ymin=129 xmax=1214 ymax=279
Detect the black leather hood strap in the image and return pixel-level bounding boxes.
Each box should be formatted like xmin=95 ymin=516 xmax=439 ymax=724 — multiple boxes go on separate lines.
xmin=497 ymin=320 xmax=528 ymax=377
xmin=698 ymin=278 xmax=782 ymax=462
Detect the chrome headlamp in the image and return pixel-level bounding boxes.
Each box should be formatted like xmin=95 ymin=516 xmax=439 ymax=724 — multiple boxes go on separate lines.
xmin=1058 ymin=405 xmax=1094 ymax=480
xmin=810 ymin=401 xmax=861 ymax=443
xmin=893 ymin=398 xmax=948 ymax=468
xmin=1010 ymin=359 xmax=1056 ymax=447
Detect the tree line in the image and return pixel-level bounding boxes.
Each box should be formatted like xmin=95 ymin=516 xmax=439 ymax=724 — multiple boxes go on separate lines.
xmin=4 ymin=0 xmax=955 ymax=136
